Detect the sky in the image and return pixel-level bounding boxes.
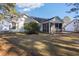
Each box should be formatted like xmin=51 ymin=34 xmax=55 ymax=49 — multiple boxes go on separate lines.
xmin=16 ymin=3 xmax=75 ymax=19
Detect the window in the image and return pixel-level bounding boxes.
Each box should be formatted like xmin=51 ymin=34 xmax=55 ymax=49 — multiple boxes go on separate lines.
xmin=55 ymin=23 xmax=62 ymax=29
xmin=55 ymin=23 xmax=58 ymax=28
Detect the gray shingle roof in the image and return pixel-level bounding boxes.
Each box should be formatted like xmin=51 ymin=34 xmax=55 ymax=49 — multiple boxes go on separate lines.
xmin=31 ymin=16 xmax=63 ymax=23
xmin=30 ymin=16 xmax=49 ymax=23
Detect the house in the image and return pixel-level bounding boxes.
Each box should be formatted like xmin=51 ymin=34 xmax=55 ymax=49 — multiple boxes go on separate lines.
xmin=32 ymin=16 xmax=63 ymax=33
xmin=64 ymin=19 xmax=79 ymax=32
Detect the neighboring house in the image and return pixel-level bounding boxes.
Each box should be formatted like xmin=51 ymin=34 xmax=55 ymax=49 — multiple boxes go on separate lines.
xmin=65 ymin=19 xmax=79 ymax=32
xmin=0 ymin=14 xmax=39 ymax=32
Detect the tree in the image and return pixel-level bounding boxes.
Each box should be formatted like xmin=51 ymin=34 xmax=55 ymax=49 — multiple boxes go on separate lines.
xmin=24 ymin=22 xmax=40 ymax=34
xmin=0 ymin=3 xmax=18 ymax=20
xmin=0 ymin=4 xmax=17 ymax=14
xmin=63 ymin=16 xmax=71 ymax=22
xmin=66 ymin=3 xmax=79 ymax=18
xmin=0 ymin=3 xmax=16 ymax=13
xmin=0 ymin=14 xmax=4 ymax=20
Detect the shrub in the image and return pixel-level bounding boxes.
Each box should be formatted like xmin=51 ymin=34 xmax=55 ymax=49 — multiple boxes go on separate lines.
xmin=24 ymin=22 xmax=40 ymax=34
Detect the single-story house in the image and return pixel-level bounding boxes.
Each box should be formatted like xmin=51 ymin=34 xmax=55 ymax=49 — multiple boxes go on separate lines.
xmin=32 ymin=16 xmax=63 ymax=33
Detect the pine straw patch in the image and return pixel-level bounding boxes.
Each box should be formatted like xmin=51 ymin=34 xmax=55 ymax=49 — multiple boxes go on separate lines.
xmin=0 ymin=38 xmax=30 ymax=56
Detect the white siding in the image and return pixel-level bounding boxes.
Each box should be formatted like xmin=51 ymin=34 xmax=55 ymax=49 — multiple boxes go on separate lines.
xmin=0 ymin=20 xmax=11 ymax=32
xmin=17 ymin=17 xmax=25 ymax=32
xmin=16 ymin=15 xmax=39 ymax=32
xmin=65 ymin=21 xmax=75 ymax=32
xmin=65 ymin=19 xmax=79 ymax=32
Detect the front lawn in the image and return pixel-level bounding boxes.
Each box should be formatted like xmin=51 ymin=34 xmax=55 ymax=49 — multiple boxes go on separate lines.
xmin=0 ymin=32 xmax=79 ymax=56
